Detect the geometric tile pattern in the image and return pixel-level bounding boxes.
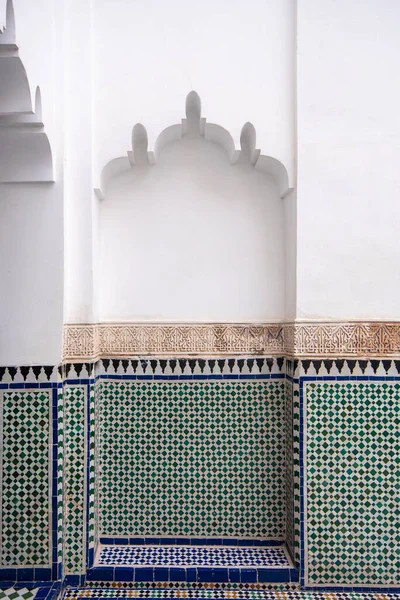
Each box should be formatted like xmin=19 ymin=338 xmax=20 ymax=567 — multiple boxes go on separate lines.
xmin=305 ymin=381 xmax=400 ymax=586
xmin=0 ymin=589 xmax=38 ymax=600
xmin=63 ymin=589 xmax=400 ymax=599
xmin=292 ymin=378 xmax=300 ymax=568
xmin=88 ymin=382 xmax=96 ymax=549
xmin=0 ymin=390 xmax=51 ymax=566
xmin=97 ymin=381 xmax=286 ymax=538
xmin=95 ymin=545 xmax=290 ymax=567
xmin=87 ymin=357 xmax=285 ymax=379
xmin=284 ymin=379 xmax=295 ymax=562
xmin=57 ymin=386 xmax=64 ymax=563
xmin=63 ymin=385 xmax=86 ymax=574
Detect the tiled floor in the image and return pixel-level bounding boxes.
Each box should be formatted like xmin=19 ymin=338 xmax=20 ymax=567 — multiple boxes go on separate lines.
xmin=95 ymin=546 xmax=290 ymax=568
xmin=63 ymin=589 xmax=400 ymax=600
xmin=0 ymin=590 xmax=37 ymax=600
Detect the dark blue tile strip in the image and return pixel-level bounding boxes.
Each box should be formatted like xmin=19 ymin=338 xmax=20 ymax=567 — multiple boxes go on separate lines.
xmin=98 ymin=536 xmax=284 ymax=547
xmin=85 ymin=565 xmax=297 ymax=583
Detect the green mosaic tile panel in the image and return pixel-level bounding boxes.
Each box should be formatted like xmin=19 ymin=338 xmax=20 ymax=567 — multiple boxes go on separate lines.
xmin=284 ymin=379 xmax=295 ymax=560
xmin=63 ymin=385 xmax=86 ymax=574
xmin=97 ymin=380 xmax=286 ymax=537
xmin=293 ymin=375 xmax=300 ymax=565
xmin=88 ymin=382 xmax=95 ymax=548
xmin=57 ymin=386 xmax=64 ymax=561
xmin=306 ymin=381 xmax=400 ymax=586
xmin=0 ymin=390 xmax=51 ymax=566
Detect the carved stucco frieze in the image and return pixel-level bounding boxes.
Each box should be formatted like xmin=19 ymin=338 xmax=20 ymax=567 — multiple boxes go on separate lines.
xmin=63 ymin=322 xmax=400 ymax=361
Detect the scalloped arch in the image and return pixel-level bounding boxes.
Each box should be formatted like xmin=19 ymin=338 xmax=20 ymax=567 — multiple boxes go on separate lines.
xmin=95 ymin=91 xmax=292 ymax=200
xmin=0 ymin=1 xmax=53 ymax=182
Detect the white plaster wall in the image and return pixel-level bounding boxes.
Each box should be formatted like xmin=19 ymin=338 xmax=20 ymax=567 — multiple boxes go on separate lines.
xmin=0 ymin=184 xmax=63 ymax=365
xmin=93 ymin=0 xmax=295 ymax=189
xmin=0 ymin=0 xmax=64 ymax=365
xmin=0 ymin=0 xmax=57 ymax=155
xmin=296 ymin=0 xmax=400 ymax=320
xmin=94 ymin=0 xmax=295 ymax=323
xmin=99 ymin=138 xmax=285 ymax=322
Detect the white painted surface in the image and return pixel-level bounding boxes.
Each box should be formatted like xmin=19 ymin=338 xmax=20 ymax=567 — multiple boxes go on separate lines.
xmin=99 ymin=136 xmax=285 ymax=322
xmin=296 ymin=0 xmax=400 ymax=320
xmin=0 ymin=183 xmax=63 ymax=365
xmin=2 ymin=0 xmax=400 ymax=366
xmin=92 ymin=0 xmax=295 ymax=190
xmin=63 ymin=0 xmax=97 ymax=324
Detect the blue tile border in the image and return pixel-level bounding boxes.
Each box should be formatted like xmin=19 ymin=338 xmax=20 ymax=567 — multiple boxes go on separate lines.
xmin=85 ymin=565 xmax=298 ymax=584
xmin=98 ymin=537 xmax=285 ymax=547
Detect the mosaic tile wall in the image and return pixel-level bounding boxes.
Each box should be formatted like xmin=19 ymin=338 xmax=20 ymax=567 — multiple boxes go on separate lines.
xmin=284 ymin=379 xmax=295 ymax=562
xmin=63 ymin=385 xmax=86 ymax=574
xmin=96 ymin=379 xmax=286 ymax=538
xmin=304 ymin=380 xmax=400 ymax=587
xmin=0 ymin=389 xmax=52 ymax=567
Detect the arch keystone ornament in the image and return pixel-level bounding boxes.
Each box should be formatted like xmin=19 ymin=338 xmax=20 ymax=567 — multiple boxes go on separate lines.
xmin=95 ymin=91 xmax=292 ymax=200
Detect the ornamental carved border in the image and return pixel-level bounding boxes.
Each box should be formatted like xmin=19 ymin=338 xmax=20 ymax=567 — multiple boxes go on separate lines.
xmin=63 ymin=322 xmax=400 ymax=361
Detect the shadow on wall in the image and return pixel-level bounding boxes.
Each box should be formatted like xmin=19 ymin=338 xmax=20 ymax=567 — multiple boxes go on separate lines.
xmin=0 ymin=0 xmax=53 ymax=182
xmin=98 ymin=92 xmax=290 ymax=322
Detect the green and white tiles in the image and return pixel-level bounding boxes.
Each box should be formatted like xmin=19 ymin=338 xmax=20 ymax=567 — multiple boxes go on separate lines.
xmin=63 ymin=385 xmax=87 ymax=574
xmin=0 ymin=390 xmax=51 ymax=567
xmin=96 ymin=380 xmax=286 ymax=538
xmin=304 ymin=381 xmax=400 ymax=587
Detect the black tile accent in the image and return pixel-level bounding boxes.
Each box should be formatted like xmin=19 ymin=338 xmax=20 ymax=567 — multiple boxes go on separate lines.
xmin=32 ymin=366 xmax=42 ymax=380
xmin=178 ymin=359 xmax=187 ymax=374
xmin=394 ymin=360 xmax=400 ymax=375
xmin=302 ymin=360 xmax=311 ymax=375
xmin=346 ymin=359 xmax=356 ymax=374
xmin=237 ymin=359 xmax=245 ymax=373
xmin=335 ymin=359 xmax=344 ymax=374
xmin=20 ymin=366 xmax=30 ymax=381
xmin=382 ymin=360 xmax=392 ymax=374
xmin=198 ymin=359 xmax=206 ymax=373
xmin=7 ymin=366 xmax=17 ymax=381
xmin=311 ymin=360 xmax=322 ymax=375
xmin=187 ymin=359 xmax=197 ymax=373
xmin=323 ymin=359 xmax=333 ymax=374
xmin=217 ymin=359 xmax=226 ymax=373
xmin=169 ymin=359 xmax=177 ymax=373
xmin=246 ymin=359 xmax=254 ymax=372
xmin=102 ymin=359 xmax=110 ymax=372
xmin=121 ymin=360 xmax=129 ymax=373
xmin=150 ymin=360 xmax=158 ymax=373
xmin=112 ymin=359 xmax=120 ymax=373
xmin=208 ymin=359 xmax=216 ymax=373
xmin=228 ymin=359 xmax=236 ymax=373
xmin=277 ymin=357 xmax=284 ymax=372
xmin=370 ymin=360 xmax=380 ymax=374
xmin=73 ymin=363 xmax=83 ymax=377
xmin=44 ymin=366 xmax=54 ymax=381
xmin=358 ymin=360 xmax=368 ymax=374
xmin=159 ymin=360 xmax=168 ymax=373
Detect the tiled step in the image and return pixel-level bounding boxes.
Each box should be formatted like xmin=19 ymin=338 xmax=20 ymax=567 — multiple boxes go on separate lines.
xmin=87 ymin=544 xmax=297 ymax=583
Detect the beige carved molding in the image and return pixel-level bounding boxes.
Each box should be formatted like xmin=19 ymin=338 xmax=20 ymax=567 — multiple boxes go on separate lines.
xmin=63 ymin=321 xmax=400 ymax=361
xmin=63 ymin=323 xmax=285 ymax=361
xmin=292 ymin=322 xmax=400 ymax=357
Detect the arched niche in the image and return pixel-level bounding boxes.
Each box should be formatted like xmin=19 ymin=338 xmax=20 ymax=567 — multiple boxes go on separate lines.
xmin=97 ymin=92 xmax=290 ymax=322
